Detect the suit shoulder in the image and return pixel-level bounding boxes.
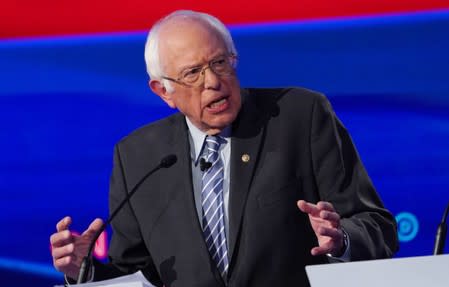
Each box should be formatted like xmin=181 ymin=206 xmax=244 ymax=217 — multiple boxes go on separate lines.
xmin=244 ymin=86 xmax=328 ymax=113
xmin=116 ymin=112 xmax=184 ymax=148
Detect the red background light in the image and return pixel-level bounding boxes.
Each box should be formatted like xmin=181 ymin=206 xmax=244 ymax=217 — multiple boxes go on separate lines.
xmin=2 ymin=0 xmax=449 ymax=39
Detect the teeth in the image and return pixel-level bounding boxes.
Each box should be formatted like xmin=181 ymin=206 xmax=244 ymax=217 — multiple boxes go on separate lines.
xmin=210 ymin=98 xmax=226 ymax=108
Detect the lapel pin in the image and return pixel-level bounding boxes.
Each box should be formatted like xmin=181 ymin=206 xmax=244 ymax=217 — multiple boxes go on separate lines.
xmin=241 ymin=154 xmax=250 ymax=163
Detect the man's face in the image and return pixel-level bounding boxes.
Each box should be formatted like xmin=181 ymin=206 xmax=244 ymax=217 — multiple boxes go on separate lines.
xmin=150 ymin=19 xmax=241 ymax=135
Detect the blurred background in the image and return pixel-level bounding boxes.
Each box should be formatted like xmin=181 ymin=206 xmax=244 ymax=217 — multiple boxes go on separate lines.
xmin=1 ymin=0 xmax=449 ymax=285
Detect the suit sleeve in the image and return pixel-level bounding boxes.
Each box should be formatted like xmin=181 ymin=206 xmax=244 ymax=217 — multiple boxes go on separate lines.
xmin=92 ymin=143 xmax=163 ymax=286
xmin=310 ymin=93 xmax=399 ymax=260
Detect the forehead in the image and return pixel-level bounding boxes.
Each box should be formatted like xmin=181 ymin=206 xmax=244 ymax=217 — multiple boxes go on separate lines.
xmin=158 ymin=18 xmax=228 ymax=72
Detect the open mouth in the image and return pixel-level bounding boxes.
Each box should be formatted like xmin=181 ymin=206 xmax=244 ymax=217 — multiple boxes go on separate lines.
xmin=206 ymin=97 xmax=229 ymax=113
xmin=209 ymin=98 xmax=227 ymax=108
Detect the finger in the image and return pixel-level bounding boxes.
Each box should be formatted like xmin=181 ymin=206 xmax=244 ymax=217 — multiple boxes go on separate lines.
xmin=297 ymin=200 xmax=320 ymax=217
xmin=53 ymin=255 xmax=74 ymax=270
xmin=81 ymin=218 xmax=104 ymax=237
xmin=56 ymin=216 xmax=72 ymax=232
xmin=50 ymin=230 xmax=74 ymax=247
xmin=52 ymin=243 xmax=75 ymax=260
xmin=311 ymin=244 xmax=333 ymax=256
xmin=319 ymin=210 xmax=340 ymax=225
xmin=316 ymin=201 xmax=335 ymax=212
xmin=53 ymin=255 xmax=80 ymax=280
xmin=317 ymin=226 xmax=342 ymax=239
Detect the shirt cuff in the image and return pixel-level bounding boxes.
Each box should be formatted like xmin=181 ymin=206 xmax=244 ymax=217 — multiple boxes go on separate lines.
xmin=327 ymin=228 xmax=351 ymax=262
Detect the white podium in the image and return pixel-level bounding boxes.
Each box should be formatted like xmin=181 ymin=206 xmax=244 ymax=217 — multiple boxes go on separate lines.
xmin=306 ymin=254 xmax=449 ymax=287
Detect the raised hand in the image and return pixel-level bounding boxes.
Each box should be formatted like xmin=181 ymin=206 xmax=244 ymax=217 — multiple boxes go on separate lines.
xmin=297 ymin=200 xmax=345 ymax=257
xmin=50 ymin=216 xmax=103 ymax=280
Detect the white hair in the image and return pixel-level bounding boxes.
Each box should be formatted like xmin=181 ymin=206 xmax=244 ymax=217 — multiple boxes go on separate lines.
xmin=144 ymin=10 xmax=238 ymax=93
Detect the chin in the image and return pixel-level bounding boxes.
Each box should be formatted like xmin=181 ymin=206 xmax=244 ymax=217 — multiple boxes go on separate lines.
xmin=205 ymin=115 xmax=235 ymax=132
xmin=219 ymin=109 xmax=239 ymax=125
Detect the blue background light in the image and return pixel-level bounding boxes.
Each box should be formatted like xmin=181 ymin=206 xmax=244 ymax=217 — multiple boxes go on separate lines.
xmin=1 ymin=10 xmax=448 ymax=286
xmin=396 ymin=212 xmax=420 ymax=242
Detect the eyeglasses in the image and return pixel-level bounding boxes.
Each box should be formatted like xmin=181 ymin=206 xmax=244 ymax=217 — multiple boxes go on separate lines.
xmin=162 ymin=53 xmax=237 ymax=87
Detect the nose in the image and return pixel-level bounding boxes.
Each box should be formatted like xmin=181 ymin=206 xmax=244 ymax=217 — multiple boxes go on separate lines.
xmin=202 ymin=66 xmax=221 ymax=90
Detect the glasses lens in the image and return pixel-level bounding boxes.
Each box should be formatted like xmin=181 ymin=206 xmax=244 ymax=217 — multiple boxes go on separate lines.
xmin=210 ymin=56 xmax=233 ymax=75
xmin=180 ymin=54 xmax=236 ymax=85
xmin=181 ymin=67 xmax=202 ymax=84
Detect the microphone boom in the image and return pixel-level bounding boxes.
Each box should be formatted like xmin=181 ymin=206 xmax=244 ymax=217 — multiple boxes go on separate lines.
xmin=77 ymin=154 xmax=177 ymax=283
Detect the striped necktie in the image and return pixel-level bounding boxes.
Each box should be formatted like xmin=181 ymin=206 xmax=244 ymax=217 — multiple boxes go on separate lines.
xmin=201 ymin=135 xmax=229 ymax=277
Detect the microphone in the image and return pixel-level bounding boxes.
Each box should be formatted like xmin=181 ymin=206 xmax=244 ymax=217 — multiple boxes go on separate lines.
xmin=199 ymin=158 xmax=212 ymax=171
xmin=77 ymin=154 xmax=177 ymax=283
xmin=433 ymin=201 xmax=449 ymax=255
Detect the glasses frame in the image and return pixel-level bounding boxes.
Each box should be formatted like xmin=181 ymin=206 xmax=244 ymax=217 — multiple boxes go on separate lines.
xmin=161 ymin=53 xmax=237 ymax=87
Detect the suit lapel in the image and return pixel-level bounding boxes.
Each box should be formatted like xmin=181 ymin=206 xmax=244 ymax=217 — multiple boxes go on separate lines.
xmin=167 ymin=114 xmax=212 ymax=246
xmin=228 ymin=89 xmax=267 ymax=265
xmin=166 ymin=115 xmax=227 ymax=285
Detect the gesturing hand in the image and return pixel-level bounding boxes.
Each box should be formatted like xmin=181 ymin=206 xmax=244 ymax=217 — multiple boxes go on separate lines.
xmin=50 ymin=216 xmax=103 ymax=280
xmin=297 ymin=200 xmax=345 ymax=257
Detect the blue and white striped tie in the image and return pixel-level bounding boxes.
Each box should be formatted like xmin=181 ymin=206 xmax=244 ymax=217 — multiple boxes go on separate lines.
xmin=201 ymin=135 xmax=229 ymax=277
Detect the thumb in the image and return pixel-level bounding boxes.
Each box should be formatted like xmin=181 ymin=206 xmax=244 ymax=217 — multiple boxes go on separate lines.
xmin=81 ymin=218 xmax=104 ymax=238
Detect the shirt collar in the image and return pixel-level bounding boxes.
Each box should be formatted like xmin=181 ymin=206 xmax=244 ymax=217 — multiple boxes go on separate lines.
xmin=185 ymin=117 xmax=231 ymax=164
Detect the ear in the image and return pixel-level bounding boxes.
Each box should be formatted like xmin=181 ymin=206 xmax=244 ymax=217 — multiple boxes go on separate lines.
xmin=149 ymin=79 xmax=176 ymax=108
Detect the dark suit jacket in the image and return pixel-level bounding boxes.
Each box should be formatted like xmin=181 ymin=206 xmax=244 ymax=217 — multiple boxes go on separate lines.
xmin=94 ymin=87 xmax=398 ymax=287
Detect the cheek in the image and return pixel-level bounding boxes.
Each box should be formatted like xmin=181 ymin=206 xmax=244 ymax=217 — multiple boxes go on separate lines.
xmin=184 ymin=93 xmax=204 ymax=117
xmin=169 ymin=89 xmax=193 ymax=108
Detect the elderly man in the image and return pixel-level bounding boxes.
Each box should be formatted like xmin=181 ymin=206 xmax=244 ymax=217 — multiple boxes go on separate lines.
xmin=50 ymin=10 xmax=398 ymax=287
